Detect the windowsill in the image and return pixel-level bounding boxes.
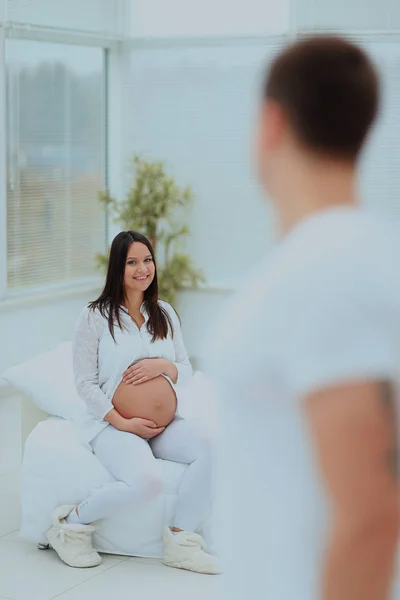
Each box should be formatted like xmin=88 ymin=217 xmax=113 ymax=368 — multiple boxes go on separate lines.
xmin=0 ymin=280 xmax=234 ymax=313
xmin=0 ymin=279 xmax=103 ymax=313
xmin=180 ymin=282 xmax=236 ymax=294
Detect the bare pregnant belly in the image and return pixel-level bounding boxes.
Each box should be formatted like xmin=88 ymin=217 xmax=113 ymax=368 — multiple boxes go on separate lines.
xmin=112 ymin=375 xmax=177 ymax=427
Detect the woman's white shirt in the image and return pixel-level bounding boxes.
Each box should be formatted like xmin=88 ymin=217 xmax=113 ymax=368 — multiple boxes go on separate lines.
xmin=72 ymin=300 xmax=193 ymax=443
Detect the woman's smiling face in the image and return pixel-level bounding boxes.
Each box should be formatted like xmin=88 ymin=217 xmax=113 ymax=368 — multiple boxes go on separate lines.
xmin=124 ymin=242 xmax=155 ymax=293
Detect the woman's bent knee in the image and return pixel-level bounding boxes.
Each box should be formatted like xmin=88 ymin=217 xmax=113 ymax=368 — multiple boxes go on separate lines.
xmin=113 ymin=473 xmax=164 ymax=507
xmin=185 ymin=419 xmax=216 ymax=459
xmin=137 ymin=472 xmax=164 ymax=501
xmin=122 ymin=472 xmax=163 ymax=503
xmin=196 ymin=420 xmax=215 ymax=448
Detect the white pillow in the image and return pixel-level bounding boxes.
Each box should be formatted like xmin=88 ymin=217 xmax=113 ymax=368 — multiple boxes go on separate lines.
xmin=1 ymin=342 xmax=85 ymax=420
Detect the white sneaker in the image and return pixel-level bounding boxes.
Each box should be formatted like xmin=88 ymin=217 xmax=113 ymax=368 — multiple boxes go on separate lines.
xmin=46 ymin=505 xmax=102 ymax=568
xmin=163 ymin=527 xmax=221 ymax=575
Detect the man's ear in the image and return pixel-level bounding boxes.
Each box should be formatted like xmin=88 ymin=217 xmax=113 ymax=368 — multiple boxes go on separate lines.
xmin=260 ymin=99 xmax=285 ymax=153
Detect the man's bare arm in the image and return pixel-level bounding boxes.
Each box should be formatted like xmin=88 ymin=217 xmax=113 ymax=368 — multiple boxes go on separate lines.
xmin=306 ymin=380 xmax=400 ymax=600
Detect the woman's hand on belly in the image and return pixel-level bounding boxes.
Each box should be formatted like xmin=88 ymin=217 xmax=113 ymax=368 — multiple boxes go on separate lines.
xmin=121 ymin=417 xmax=165 ymax=439
xmin=122 ymin=358 xmax=169 ymax=386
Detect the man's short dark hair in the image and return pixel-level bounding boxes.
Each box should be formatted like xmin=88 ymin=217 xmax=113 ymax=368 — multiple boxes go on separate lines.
xmin=265 ymin=36 xmax=380 ymax=160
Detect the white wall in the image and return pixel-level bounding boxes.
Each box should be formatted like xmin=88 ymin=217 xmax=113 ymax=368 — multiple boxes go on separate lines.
xmin=1 ymin=0 xmax=126 ymax=36
xmin=130 ymin=0 xmax=290 ymax=37
xmin=0 ymin=287 xmax=100 ymax=374
xmin=130 ymin=0 xmax=400 ymax=38
xmin=294 ymin=0 xmax=400 ymax=31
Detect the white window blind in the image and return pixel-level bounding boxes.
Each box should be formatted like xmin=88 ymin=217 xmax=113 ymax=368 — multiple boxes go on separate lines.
xmin=6 ymin=39 xmax=107 ymax=292
xmin=128 ymin=38 xmax=286 ymax=288
xmin=358 ymin=40 xmax=400 ymax=220
xmin=127 ymin=34 xmax=400 ymax=291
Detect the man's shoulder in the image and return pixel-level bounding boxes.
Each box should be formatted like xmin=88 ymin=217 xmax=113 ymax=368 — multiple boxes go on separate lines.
xmin=267 ymin=214 xmax=400 ymax=334
xmin=274 ymin=212 xmax=399 ymax=291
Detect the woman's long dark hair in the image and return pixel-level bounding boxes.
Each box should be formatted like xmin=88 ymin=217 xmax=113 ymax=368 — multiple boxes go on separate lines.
xmin=88 ymin=231 xmax=174 ymax=342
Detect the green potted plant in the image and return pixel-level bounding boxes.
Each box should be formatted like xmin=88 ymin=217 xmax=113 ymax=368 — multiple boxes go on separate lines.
xmin=97 ymin=155 xmax=205 ymax=305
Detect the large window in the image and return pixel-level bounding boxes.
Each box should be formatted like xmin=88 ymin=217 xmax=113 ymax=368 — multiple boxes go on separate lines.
xmin=6 ymin=40 xmax=107 ymax=292
xmin=127 ymin=37 xmax=400 ymax=292
xmin=128 ymin=40 xmax=284 ymax=288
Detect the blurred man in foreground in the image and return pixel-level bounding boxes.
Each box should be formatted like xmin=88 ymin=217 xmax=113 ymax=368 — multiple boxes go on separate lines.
xmin=210 ymin=36 xmax=400 ymax=600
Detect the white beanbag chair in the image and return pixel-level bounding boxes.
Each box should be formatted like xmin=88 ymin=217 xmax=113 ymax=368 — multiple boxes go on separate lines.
xmin=20 ymin=418 xmax=215 ymax=557
xmin=1 ymin=342 xmax=218 ymax=557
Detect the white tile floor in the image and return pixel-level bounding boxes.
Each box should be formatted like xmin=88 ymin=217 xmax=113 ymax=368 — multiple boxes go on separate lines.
xmin=3 ymin=468 xmax=400 ymax=600
xmin=0 ymin=471 xmax=222 ymax=600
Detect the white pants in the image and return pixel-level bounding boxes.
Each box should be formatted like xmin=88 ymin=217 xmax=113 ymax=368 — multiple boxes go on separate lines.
xmin=77 ymin=418 xmax=215 ymax=533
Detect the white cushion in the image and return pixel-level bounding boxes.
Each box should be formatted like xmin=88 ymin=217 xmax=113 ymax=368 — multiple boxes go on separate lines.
xmin=1 ymin=342 xmax=85 ymax=420
xmin=178 ymin=371 xmax=218 ymax=434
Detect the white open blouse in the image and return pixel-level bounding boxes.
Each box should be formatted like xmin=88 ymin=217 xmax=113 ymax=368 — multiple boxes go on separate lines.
xmin=72 ymin=300 xmax=193 ymax=443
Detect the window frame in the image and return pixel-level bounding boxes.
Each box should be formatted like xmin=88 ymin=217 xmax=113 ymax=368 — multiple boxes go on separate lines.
xmin=0 ymin=26 xmax=7 ymax=301
xmin=0 ymin=24 xmax=123 ymax=303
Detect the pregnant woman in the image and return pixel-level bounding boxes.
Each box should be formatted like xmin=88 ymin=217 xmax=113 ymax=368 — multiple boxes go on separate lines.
xmin=46 ymin=230 xmax=219 ymax=574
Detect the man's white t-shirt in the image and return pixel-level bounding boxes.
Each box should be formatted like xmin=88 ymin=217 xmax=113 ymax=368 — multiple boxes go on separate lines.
xmin=208 ymin=207 xmax=400 ymax=600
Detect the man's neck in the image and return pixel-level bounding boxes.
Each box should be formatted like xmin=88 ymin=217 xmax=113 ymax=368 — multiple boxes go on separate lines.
xmin=274 ymin=156 xmax=359 ymax=237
